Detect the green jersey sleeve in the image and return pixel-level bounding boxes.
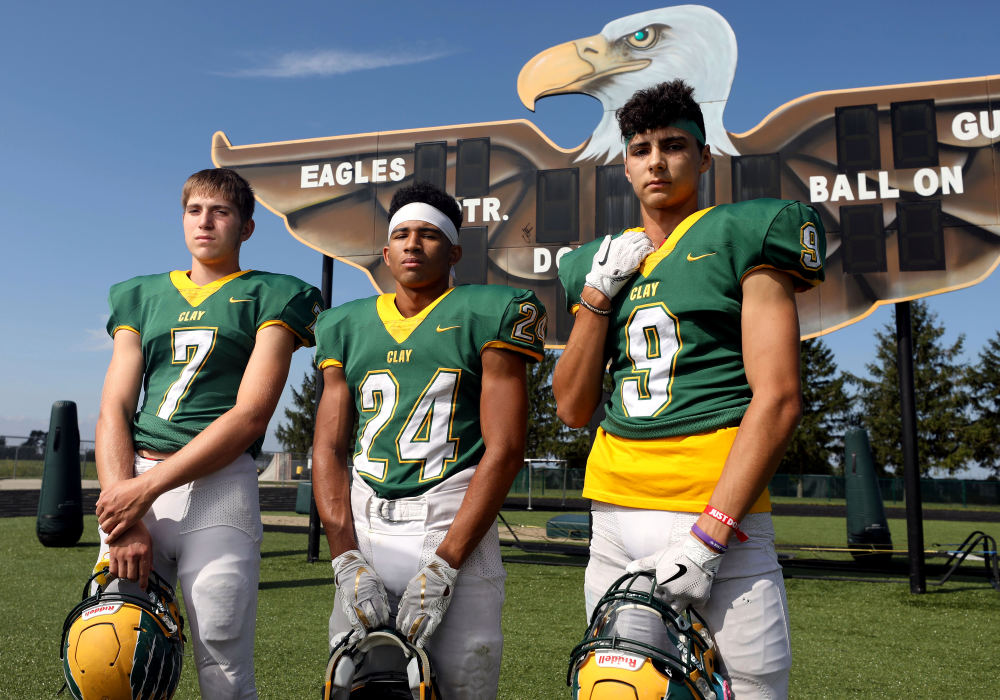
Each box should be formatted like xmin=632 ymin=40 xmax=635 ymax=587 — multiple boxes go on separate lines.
xmin=557 ymin=237 xmax=608 ymax=313
xmin=314 ymin=305 xmax=351 ymax=369
xmin=106 ymin=275 xmax=157 ymax=337
xmin=488 ymin=289 xmax=547 ymax=361
xmin=257 ymin=276 xmax=323 ymax=349
xmin=740 ymin=200 xmax=826 ymax=291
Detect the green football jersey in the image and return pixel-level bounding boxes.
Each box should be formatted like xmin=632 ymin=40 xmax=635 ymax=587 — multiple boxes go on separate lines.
xmin=107 ymin=269 xmax=323 ymax=456
xmin=559 ymin=199 xmax=825 ymax=440
xmin=315 ymin=285 xmax=546 ymax=499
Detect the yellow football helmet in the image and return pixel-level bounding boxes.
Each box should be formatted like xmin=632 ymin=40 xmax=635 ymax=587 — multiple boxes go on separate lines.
xmin=569 ymin=572 xmax=731 ymax=700
xmin=60 ymin=560 xmax=184 ymax=700
xmin=322 ymin=629 xmax=440 ymax=700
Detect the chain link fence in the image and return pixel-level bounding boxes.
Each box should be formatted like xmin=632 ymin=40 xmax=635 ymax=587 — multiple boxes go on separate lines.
xmin=3 ymin=437 xmax=995 ymax=507
xmin=768 ymin=473 xmax=999 ymax=506
xmin=0 ymin=436 xmax=97 ymax=480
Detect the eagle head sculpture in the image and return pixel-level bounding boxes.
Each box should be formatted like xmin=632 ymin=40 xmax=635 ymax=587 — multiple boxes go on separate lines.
xmin=517 ymin=5 xmax=738 ymax=163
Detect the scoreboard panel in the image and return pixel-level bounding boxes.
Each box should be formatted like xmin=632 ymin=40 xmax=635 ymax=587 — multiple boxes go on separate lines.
xmin=213 ymin=71 xmax=999 ymax=343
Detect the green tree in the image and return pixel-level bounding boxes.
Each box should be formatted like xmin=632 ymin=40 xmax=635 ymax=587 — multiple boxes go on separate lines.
xmin=778 ymin=337 xmax=852 ymax=475
xmin=22 ymin=430 xmax=47 ymax=457
xmin=967 ymin=331 xmax=1000 ymax=476
xmin=851 ymin=301 xmax=972 ymax=476
xmin=275 ymin=371 xmax=317 ymax=455
xmin=525 ymin=350 xmax=592 ymax=463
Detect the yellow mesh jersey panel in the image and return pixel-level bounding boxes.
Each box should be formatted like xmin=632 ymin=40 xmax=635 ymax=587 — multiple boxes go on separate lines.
xmin=583 ymin=427 xmax=771 ymax=513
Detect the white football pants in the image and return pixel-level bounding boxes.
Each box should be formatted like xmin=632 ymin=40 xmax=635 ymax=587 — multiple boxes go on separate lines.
xmin=329 ymin=468 xmax=506 ymax=700
xmin=98 ymin=453 xmax=262 ymax=700
xmin=586 ymin=503 xmax=792 ymax=699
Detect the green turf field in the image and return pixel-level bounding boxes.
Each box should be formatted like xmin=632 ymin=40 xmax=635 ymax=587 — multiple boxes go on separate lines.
xmin=4 ymin=513 xmax=998 ymax=698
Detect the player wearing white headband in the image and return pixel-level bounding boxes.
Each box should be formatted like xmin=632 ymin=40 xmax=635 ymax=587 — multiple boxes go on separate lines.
xmin=312 ymin=181 xmax=547 ymax=699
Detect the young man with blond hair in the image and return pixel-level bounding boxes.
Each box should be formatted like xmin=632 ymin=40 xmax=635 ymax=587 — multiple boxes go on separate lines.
xmin=94 ymin=168 xmax=322 ymax=698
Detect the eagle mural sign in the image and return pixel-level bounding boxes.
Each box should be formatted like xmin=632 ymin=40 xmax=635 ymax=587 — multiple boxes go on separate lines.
xmin=212 ymin=5 xmax=999 ymax=345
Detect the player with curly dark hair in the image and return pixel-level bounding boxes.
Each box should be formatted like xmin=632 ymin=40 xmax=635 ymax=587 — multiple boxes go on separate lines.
xmin=615 ymin=79 xmax=706 ymax=150
xmin=554 ymin=80 xmax=826 ymax=698
xmin=388 ymin=180 xmax=464 ymax=233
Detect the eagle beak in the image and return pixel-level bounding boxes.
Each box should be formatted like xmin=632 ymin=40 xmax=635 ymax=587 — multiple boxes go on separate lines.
xmin=517 ymin=34 xmax=650 ymax=111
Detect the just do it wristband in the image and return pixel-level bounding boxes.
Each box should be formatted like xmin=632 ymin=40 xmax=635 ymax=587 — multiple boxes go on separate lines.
xmin=703 ymin=505 xmax=749 ymax=543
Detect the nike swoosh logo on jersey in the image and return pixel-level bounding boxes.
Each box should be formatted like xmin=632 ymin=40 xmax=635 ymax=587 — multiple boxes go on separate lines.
xmin=664 ymin=564 xmax=687 ymax=583
xmin=229 ymin=297 xmax=253 ymax=303
xmin=686 ymin=252 xmax=716 ymax=262
xmin=436 ymin=325 xmax=461 ymax=332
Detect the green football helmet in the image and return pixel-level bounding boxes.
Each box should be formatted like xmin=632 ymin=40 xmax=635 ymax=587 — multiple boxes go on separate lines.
xmin=569 ymin=572 xmax=731 ymax=700
xmin=60 ymin=562 xmax=184 ymax=700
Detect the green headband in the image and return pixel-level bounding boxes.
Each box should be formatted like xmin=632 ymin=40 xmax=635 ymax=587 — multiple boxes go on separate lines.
xmin=623 ymin=119 xmax=706 ymax=149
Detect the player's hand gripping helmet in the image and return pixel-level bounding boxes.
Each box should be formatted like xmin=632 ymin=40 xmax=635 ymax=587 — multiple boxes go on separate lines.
xmin=60 ymin=561 xmax=184 ymax=700
xmin=322 ymin=629 xmax=440 ymax=700
xmin=568 ymin=572 xmax=731 ymax=700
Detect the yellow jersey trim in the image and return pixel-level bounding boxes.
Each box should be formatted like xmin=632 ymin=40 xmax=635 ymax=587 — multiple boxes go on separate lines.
xmin=170 ymin=269 xmax=252 ymax=307
xmin=583 ymin=426 xmax=771 ymax=513
xmin=481 ymin=340 xmax=544 ymax=362
xmin=111 ymin=325 xmax=140 ymax=338
xmin=319 ymin=358 xmax=344 ymax=369
xmin=376 ymin=288 xmax=456 ymax=344
xmin=259 ymin=319 xmax=311 ymax=349
xmin=638 ymin=208 xmax=715 ymax=277
xmin=740 ymin=264 xmax=822 ymax=292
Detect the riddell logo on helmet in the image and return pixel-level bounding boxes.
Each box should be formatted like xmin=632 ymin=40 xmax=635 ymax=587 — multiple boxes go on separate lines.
xmin=81 ymin=602 xmax=123 ymax=621
xmin=595 ymin=652 xmax=644 ymax=671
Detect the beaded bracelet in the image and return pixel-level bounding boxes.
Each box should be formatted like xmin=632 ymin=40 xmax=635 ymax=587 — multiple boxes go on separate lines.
xmin=578 ymin=297 xmax=612 ymax=316
xmin=702 ymin=505 xmax=749 ymax=542
xmin=690 ymin=523 xmax=728 ymax=553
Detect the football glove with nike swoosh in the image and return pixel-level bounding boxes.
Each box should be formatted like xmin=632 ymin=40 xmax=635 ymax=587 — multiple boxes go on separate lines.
xmin=626 ymin=536 xmax=723 ymax=612
xmin=584 ymin=231 xmax=655 ymax=300
xmin=332 ymin=550 xmax=390 ymax=636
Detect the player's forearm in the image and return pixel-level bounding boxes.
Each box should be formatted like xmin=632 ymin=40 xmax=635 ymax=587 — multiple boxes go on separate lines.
xmin=95 ymin=408 xmax=137 ymax=488
xmin=701 ymin=389 xmax=802 ymax=542
xmin=312 ymin=449 xmax=358 ymax=559
xmin=137 ymin=403 xmax=273 ymax=497
xmin=435 ymin=446 xmax=523 ymax=569
xmin=553 ymin=289 xmax=612 ymax=427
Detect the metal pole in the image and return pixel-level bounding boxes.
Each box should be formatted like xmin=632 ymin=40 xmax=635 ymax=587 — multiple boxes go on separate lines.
xmin=895 ymin=301 xmax=925 ymax=593
xmin=526 ymin=459 xmax=533 ymax=511
xmin=307 ymin=255 xmax=334 ymax=562
xmin=561 ymin=459 xmax=568 ymax=506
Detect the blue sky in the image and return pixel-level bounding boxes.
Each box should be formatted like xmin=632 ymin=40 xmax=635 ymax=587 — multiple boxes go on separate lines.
xmin=1 ymin=1 xmax=996 ymax=462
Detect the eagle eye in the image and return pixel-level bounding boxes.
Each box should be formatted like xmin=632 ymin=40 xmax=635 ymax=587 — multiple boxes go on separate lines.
xmin=625 ymin=27 xmax=657 ymax=49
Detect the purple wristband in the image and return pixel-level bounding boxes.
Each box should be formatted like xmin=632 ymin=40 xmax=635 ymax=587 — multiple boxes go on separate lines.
xmin=691 ymin=523 xmax=727 ymax=553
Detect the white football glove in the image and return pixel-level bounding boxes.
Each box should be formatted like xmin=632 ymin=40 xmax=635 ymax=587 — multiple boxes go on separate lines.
xmin=626 ymin=536 xmax=723 ymax=612
xmin=396 ymin=554 xmax=459 ymax=648
xmin=584 ymin=231 xmax=655 ymax=300
xmin=332 ymin=549 xmax=390 ymax=635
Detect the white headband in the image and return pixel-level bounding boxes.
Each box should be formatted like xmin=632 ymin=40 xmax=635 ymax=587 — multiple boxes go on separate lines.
xmin=387 ymin=202 xmax=459 ymax=245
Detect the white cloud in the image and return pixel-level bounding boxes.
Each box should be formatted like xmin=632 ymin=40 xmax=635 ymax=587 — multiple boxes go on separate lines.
xmin=223 ymin=47 xmax=454 ymax=78
xmin=83 ymin=314 xmax=113 ymax=351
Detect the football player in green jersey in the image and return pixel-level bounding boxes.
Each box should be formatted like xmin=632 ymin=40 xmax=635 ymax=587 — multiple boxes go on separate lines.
xmin=554 ymin=80 xmax=826 ymax=698
xmin=312 ymin=182 xmax=545 ymax=699
xmin=92 ymin=168 xmax=322 ymax=699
